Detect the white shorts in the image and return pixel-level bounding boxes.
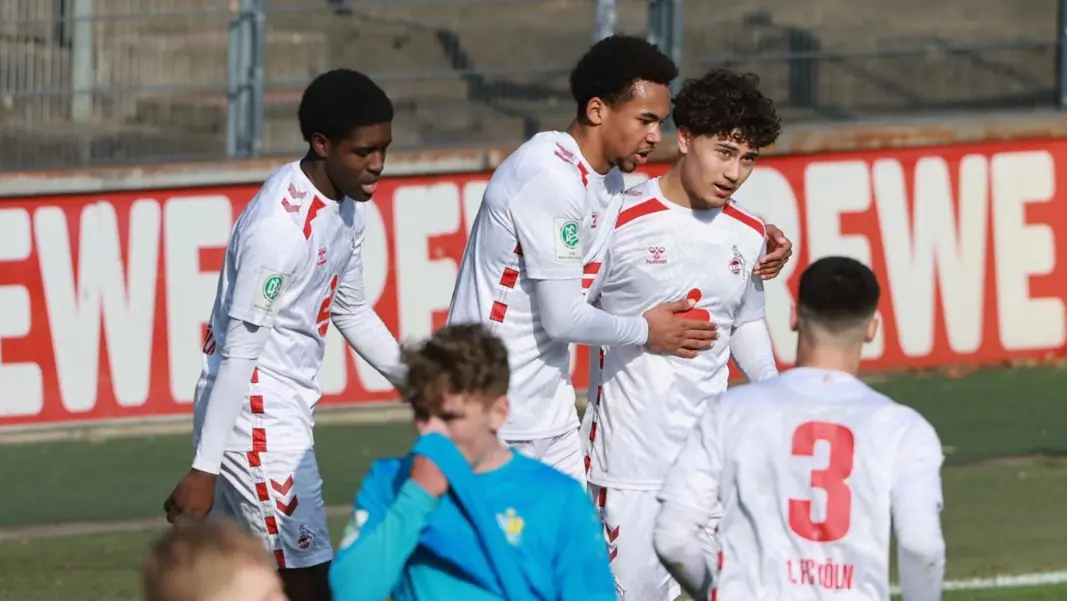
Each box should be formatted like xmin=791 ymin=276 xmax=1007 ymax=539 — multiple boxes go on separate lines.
xmin=211 ymin=448 xmax=333 ymax=570
xmin=506 ymin=428 xmax=586 ymax=487
xmin=589 ymin=484 xmax=720 ymax=601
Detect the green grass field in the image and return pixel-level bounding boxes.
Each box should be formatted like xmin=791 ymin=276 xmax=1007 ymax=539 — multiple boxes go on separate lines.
xmin=1 ymin=364 xmax=1065 ymax=601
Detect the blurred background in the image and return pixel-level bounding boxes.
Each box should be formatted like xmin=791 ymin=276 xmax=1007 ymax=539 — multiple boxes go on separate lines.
xmin=0 ymin=0 xmax=1059 ymax=171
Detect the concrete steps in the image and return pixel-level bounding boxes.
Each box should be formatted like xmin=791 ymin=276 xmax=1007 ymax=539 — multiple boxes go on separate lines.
xmin=0 ymin=0 xmax=1059 ymax=170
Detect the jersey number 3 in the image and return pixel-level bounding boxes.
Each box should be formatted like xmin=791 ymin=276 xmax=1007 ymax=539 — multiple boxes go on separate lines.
xmin=787 ymin=421 xmax=855 ymax=543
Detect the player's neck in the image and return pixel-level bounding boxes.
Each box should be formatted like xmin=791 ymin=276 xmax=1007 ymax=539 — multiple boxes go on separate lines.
xmin=794 ymin=339 xmax=863 ymax=376
xmin=659 ymin=165 xmax=706 ymax=210
xmin=471 ymin=441 xmax=514 ymax=474
xmin=566 ymin=120 xmax=612 ymax=175
xmin=299 ymin=154 xmax=342 ymax=202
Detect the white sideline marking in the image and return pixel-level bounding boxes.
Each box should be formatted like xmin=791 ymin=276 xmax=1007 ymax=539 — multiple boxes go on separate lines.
xmin=890 ymin=570 xmax=1067 ymax=594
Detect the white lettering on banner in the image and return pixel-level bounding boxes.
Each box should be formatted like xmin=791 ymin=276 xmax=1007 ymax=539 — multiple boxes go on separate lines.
xmin=393 ymin=183 xmax=463 ymax=343
xmin=4 ymin=144 xmax=1065 ymax=426
xmin=874 ymin=156 xmax=988 ymax=356
xmin=803 ymin=161 xmax=885 ymax=360
xmin=35 ymin=201 xmax=161 ymax=412
xmin=731 ymin=167 xmax=803 ymax=364
xmin=0 ymin=208 xmax=41 ymax=417
xmin=991 ymin=151 xmax=1065 ymax=350
xmin=164 ymin=195 xmax=233 ymax=402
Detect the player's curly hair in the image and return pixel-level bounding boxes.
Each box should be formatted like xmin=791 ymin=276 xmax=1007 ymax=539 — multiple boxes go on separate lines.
xmin=298 ymin=68 xmax=394 ymax=142
xmin=400 ymin=323 xmax=510 ymax=419
xmin=569 ymin=34 xmax=679 ymax=120
xmin=672 ymin=69 xmax=781 ymax=149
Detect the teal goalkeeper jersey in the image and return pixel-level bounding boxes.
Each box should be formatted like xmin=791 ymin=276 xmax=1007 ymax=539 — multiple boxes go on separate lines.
xmin=329 ymin=447 xmax=617 ymax=601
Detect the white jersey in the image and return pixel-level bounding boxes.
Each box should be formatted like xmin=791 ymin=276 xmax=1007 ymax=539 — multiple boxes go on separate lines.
xmin=447 ymin=131 xmax=624 ymax=440
xmin=660 ymin=367 xmax=945 ymax=601
xmin=584 ymin=177 xmax=768 ymax=489
xmin=193 ymin=162 xmax=368 ymax=453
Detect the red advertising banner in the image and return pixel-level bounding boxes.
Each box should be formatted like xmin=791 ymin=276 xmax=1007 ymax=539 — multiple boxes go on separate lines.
xmin=0 ymin=138 xmax=1064 ymax=428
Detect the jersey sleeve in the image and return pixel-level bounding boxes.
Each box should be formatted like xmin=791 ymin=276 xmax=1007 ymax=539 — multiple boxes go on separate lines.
xmin=330 ymin=463 xmax=439 ymax=601
xmin=653 ymin=395 xmax=727 ymax=598
xmin=658 ymin=393 xmax=726 ymax=516
xmin=509 ymin=169 xmax=587 ymax=281
xmin=734 ymin=248 xmax=768 ymax=326
xmin=228 ymin=217 xmax=307 ymax=328
xmin=329 ymin=226 xmax=405 ymax=386
xmin=891 ymin=412 xmax=947 ymax=601
xmin=553 ymin=482 xmax=618 ymax=601
xmin=332 ymin=225 xmax=368 ymax=314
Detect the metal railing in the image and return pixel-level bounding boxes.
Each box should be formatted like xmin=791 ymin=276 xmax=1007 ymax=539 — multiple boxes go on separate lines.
xmin=1 ymin=0 xmax=1064 ymax=171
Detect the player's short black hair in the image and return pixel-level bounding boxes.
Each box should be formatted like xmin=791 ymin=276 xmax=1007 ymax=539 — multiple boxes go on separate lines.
xmin=569 ymin=35 xmax=679 ymax=119
xmin=672 ymin=69 xmax=781 ymax=149
xmin=400 ymin=323 xmax=510 ymax=419
xmin=797 ymin=257 xmax=881 ymax=332
xmin=298 ymin=69 xmax=394 ymax=143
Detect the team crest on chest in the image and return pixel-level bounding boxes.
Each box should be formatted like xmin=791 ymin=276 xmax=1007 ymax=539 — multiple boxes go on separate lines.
xmin=497 ymin=508 xmax=525 ymax=546
xmin=729 ymin=245 xmax=745 ymax=276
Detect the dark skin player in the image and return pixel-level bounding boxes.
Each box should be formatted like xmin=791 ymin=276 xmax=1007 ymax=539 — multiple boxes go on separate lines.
xmin=165 ymin=69 xmax=393 ymax=601
xmin=564 ymin=36 xmax=792 ymax=357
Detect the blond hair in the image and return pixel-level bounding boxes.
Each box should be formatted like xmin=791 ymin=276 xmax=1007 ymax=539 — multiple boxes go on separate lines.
xmin=142 ymin=519 xmax=274 ymax=601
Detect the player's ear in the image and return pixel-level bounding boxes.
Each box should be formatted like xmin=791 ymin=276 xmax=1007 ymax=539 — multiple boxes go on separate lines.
xmin=310 ymin=133 xmax=332 ymax=160
xmin=789 ymin=303 xmax=799 ymax=332
xmin=865 ymin=314 xmax=880 ymax=343
xmin=489 ymin=395 xmax=509 ymax=430
xmin=676 ymin=127 xmax=691 ymax=156
xmin=585 ymin=97 xmax=607 ymax=126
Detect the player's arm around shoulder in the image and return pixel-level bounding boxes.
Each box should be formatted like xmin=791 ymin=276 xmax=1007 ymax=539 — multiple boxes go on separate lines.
xmin=724 ymin=199 xmax=794 ymax=280
xmin=548 ymin=476 xmax=618 ymax=601
xmin=330 ymin=457 xmax=441 ymax=601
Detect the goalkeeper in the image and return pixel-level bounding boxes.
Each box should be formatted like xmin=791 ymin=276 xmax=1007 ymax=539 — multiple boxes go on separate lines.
xmin=329 ymin=323 xmax=617 ymax=601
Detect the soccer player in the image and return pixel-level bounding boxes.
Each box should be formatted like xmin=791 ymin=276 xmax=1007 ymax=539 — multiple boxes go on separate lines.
xmin=330 ymin=323 xmax=617 ymax=601
xmin=447 ymin=35 xmax=793 ymax=485
xmin=654 ymin=256 xmax=946 ymax=601
xmin=580 ymin=68 xmax=784 ymax=601
xmin=142 ymin=518 xmax=289 ymax=601
xmin=163 ymin=69 xmax=406 ymax=601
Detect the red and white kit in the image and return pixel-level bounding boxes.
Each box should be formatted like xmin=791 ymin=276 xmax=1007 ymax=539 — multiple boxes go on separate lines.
xmin=582 ymin=176 xmax=779 ymax=600
xmin=447 ymin=131 xmax=642 ymax=485
xmin=193 ymin=162 xmax=402 ymax=569
xmin=656 ymin=368 xmax=946 ymax=601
